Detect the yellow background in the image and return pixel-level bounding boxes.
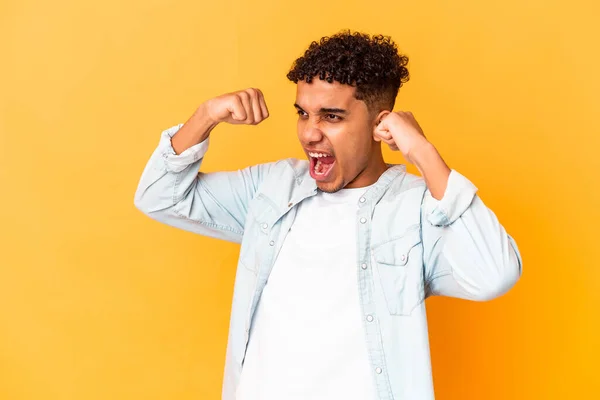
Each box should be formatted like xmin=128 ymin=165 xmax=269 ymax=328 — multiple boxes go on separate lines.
xmin=1 ymin=0 xmax=599 ymax=398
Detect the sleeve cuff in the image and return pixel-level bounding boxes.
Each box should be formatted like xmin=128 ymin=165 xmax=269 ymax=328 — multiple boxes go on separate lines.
xmin=423 ymin=169 xmax=478 ymax=226
xmin=159 ymin=123 xmax=210 ymax=173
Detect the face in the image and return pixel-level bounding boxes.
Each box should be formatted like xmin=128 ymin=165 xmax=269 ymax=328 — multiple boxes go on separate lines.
xmin=295 ymin=79 xmax=388 ymax=193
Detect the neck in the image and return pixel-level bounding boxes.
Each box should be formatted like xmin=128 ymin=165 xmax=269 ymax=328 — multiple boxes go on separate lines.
xmin=345 ymin=147 xmax=389 ymax=188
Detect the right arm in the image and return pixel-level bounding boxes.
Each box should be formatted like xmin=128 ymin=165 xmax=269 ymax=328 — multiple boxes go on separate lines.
xmin=133 ymin=89 xmax=270 ymax=243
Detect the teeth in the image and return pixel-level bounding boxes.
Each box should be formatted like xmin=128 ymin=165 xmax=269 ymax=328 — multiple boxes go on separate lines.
xmin=315 ymin=159 xmax=324 ymax=174
xmin=315 ymin=158 xmax=323 ymax=175
xmin=308 ymin=152 xmax=330 ymax=158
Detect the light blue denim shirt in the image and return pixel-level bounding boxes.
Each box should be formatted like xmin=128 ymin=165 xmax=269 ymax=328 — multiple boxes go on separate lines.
xmin=134 ymin=124 xmax=522 ymax=400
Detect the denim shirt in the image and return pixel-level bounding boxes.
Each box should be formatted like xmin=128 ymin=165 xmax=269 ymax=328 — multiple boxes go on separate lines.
xmin=134 ymin=124 xmax=522 ymax=400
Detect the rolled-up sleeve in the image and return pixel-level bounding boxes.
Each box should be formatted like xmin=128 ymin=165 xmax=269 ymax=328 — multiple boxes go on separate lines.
xmin=423 ymin=170 xmax=478 ymax=227
xmin=159 ymin=123 xmax=211 ymax=172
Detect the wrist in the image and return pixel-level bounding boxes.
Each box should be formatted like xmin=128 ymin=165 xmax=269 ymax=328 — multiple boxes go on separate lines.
xmin=194 ymin=102 xmax=220 ymax=129
xmin=171 ymin=104 xmax=218 ymax=155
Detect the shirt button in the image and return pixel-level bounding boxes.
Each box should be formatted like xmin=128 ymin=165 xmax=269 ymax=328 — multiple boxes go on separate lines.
xmin=261 ymin=223 xmax=268 ymax=229
xmin=366 ymin=315 xmax=374 ymax=322
xmin=375 ymin=367 xmax=382 ymax=374
xmin=360 ymin=217 xmax=367 ymax=224
xmin=359 ymin=197 xmax=366 ymax=203
xmin=269 ymin=240 xmax=274 ymax=246
xmin=361 ymin=263 xmax=367 ymax=270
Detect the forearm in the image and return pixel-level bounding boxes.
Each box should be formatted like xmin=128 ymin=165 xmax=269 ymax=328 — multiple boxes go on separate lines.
xmin=410 ymin=142 xmax=451 ymax=200
xmin=171 ymin=104 xmax=218 ymax=155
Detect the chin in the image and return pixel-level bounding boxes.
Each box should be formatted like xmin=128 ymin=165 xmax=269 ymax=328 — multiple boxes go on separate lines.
xmin=317 ymin=179 xmax=345 ymax=193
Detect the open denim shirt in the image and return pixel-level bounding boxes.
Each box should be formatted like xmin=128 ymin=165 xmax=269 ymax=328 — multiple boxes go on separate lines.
xmin=134 ymin=124 xmax=522 ymax=400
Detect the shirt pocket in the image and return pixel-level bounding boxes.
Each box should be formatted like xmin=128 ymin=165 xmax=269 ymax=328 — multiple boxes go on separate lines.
xmin=372 ymin=228 xmax=424 ymax=316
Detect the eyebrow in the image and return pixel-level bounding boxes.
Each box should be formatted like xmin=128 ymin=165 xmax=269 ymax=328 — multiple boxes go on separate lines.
xmin=294 ymin=103 xmax=348 ymax=115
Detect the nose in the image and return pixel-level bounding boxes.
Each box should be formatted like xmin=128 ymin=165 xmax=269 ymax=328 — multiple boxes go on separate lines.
xmin=299 ymin=117 xmax=324 ymax=145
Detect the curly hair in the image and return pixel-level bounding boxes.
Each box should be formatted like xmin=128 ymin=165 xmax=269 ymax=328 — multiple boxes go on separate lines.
xmin=287 ymin=30 xmax=410 ymax=112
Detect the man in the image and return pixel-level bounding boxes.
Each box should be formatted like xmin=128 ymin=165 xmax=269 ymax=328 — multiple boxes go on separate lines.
xmin=134 ymin=31 xmax=522 ymax=400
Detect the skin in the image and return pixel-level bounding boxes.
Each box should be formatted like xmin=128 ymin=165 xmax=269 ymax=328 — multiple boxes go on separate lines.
xmin=374 ymin=110 xmax=451 ymax=199
xmin=171 ymin=83 xmax=451 ymax=199
xmin=295 ymin=79 xmax=389 ymax=193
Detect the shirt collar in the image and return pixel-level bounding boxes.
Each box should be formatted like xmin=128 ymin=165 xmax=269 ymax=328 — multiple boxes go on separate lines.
xmin=291 ymin=161 xmax=407 ymax=205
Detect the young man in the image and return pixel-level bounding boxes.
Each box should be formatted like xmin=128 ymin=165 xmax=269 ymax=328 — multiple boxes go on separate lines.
xmin=134 ymin=31 xmax=522 ymax=400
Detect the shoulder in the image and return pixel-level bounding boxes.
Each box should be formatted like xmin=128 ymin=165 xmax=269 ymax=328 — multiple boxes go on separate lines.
xmin=384 ymin=165 xmax=427 ymax=192
xmin=380 ymin=166 xmax=428 ymax=210
xmin=402 ymin=170 xmax=427 ymax=191
xmin=251 ymin=157 xmax=310 ymax=192
xmin=257 ymin=157 xmax=310 ymax=181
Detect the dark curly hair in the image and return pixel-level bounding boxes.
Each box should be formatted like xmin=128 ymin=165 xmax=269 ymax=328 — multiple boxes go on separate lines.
xmin=287 ymin=30 xmax=410 ymax=112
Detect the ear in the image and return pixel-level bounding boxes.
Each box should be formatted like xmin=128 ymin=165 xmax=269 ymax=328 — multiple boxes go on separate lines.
xmin=373 ymin=110 xmax=391 ymax=141
xmin=374 ymin=110 xmax=391 ymax=127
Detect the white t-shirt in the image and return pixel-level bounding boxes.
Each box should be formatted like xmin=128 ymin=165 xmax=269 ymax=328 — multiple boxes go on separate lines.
xmin=236 ymin=186 xmax=377 ymax=400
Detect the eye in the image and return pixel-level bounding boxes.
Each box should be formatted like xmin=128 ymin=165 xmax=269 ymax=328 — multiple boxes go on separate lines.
xmin=325 ymin=114 xmax=342 ymax=121
xmin=296 ymin=110 xmax=308 ymax=118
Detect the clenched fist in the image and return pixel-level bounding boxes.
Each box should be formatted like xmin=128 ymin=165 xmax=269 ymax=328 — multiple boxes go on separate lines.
xmin=171 ymin=88 xmax=270 ymax=155
xmin=373 ymin=111 xmax=429 ymax=165
xmin=204 ymin=88 xmax=270 ymax=126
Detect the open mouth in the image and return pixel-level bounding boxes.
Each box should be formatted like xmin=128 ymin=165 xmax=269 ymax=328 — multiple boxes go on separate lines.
xmin=308 ymin=151 xmax=336 ymax=181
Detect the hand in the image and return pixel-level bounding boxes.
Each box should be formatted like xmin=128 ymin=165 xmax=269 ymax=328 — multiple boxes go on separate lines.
xmin=373 ymin=111 xmax=430 ymax=164
xmin=203 ymin=88 xmax=270 ymax=126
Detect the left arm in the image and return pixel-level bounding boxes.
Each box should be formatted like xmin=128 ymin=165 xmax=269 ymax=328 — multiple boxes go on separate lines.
xmin=375 ymin=112 xmax=522 ymax=300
